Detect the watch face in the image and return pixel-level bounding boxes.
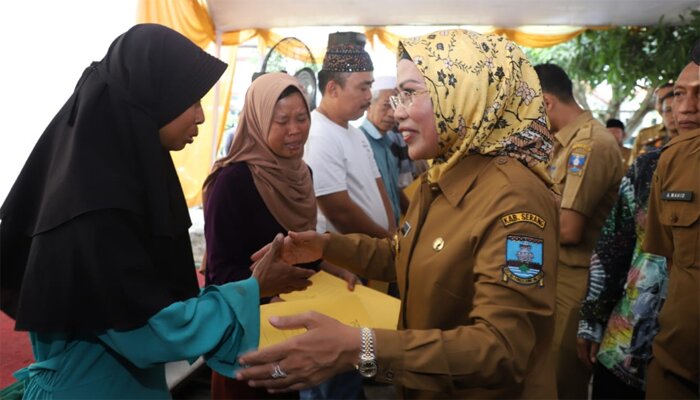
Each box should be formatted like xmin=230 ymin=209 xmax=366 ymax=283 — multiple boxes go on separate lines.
xmin=359 ymin=360 xmax=378 ymax=378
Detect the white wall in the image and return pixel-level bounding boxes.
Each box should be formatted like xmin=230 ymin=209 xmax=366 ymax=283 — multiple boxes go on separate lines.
xmin=0 ymin=0 xmax=137 ymax=204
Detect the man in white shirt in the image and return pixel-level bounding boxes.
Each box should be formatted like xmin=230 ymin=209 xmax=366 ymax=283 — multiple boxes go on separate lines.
xmin=304 ymin=32 xmax=396 ymax=239
xmin=300 ymin=31 xmax=396 ymax=400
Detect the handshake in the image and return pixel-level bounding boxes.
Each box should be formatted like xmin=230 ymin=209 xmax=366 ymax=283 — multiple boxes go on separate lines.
xmin=250 ymin=231 xmax=331 ymax=298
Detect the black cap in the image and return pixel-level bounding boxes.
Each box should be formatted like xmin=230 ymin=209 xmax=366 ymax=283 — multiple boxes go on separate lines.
xmin=322 ymin=32 xmax=373 ymax=72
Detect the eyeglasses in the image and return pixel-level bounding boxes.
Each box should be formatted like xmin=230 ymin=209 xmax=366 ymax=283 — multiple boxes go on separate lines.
xmin=389 ymin=90 xmax=429 ymax=110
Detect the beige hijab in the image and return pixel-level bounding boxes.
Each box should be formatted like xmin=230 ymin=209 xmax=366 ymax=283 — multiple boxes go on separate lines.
xmin=204 ymin=72 xmax=316 ymax=232
xmin=399 ymin=30 xmax=554 ymax=184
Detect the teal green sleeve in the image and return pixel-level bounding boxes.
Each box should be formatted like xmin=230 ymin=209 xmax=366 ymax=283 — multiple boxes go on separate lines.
xmin=98 ymin=277 xmax=260 ymax=377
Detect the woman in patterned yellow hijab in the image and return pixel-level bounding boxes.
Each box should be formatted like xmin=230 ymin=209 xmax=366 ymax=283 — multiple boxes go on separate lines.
xmin=235 ymin=29 xmax=559 ymax=399
xmin=397 ymin=29 xmax=554 ymax=184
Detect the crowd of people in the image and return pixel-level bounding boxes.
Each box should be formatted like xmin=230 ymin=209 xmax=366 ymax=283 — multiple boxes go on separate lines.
xmin=0 ymin=22 xmax=698 ymax=399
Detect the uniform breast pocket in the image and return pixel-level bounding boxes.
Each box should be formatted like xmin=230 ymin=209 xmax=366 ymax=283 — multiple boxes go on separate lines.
xmin=663 ymin=204 xmax=700 ymax=268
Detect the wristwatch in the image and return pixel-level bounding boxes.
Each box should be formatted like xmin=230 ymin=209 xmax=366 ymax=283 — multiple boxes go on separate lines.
xmin=357 ymin=327 xmax=378 ymax=378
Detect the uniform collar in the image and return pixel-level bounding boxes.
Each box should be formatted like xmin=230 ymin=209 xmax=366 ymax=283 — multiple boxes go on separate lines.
xmin=360 ymin=119 xmax=384 ymax=140
xmin=665 ymin=128 xmax=700 ymax=149
xmin=434 ymin=154 xmax=493 ymax=208
xmin=554 ymin=110 xmax=594 ymax=148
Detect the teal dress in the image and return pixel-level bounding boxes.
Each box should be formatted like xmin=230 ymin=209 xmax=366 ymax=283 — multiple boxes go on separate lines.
xmin=14 ymin=278 xmax=259 ymax=399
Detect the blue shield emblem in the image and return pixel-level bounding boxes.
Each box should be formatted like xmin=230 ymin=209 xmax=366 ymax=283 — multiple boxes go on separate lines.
xmin=567 ymin=152 xmax=588 ymax=175
xmin=502 ymin=235 xmax=545 ymax=286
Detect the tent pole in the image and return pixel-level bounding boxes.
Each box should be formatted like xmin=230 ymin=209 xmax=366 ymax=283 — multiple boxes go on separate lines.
xmin=210 ymin=30 xmax=224 ymax=166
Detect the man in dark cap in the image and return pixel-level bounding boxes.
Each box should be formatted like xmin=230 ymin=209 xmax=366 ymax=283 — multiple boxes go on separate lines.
xmin=304 ymin=32 xmax=395 ymax=239
xmin=301 ymin=31 xmax=394 ymax=400
xmin=606 ymin=118 xmax=632 ymax=165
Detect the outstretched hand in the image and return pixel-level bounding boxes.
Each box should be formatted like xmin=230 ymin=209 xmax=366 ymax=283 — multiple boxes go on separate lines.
xmin=252 ymin=234 xmax=315 ymax=298
xmin=251 ymin=231 xmax=327 ymax=266
xmin=236 ymin=312 xmax=361 ymax=392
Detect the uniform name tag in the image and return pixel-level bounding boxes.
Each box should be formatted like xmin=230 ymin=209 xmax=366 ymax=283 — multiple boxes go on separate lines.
xmin=661 ymin=191 xmax=693 ymax=202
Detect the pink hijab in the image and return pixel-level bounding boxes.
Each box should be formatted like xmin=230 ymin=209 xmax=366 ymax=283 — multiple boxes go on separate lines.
xmin=204 ymin=72 xmax=316 ymax=231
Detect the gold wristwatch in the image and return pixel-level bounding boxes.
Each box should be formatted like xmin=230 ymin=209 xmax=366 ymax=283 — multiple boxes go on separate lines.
xmin=357 ymin=327 xmax=377 ymax=378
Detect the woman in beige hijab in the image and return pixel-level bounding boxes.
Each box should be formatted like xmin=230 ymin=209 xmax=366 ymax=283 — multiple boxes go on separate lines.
xmin=236 ymin=30 xmax=560 ymax=398
xmin=202 ymin=72 xmax=357 ymax=399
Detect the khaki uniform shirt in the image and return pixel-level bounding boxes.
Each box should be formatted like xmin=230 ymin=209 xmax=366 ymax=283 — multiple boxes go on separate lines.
xmin=629 ymin=123 xmax=669 ymax=166
xmin=620 ymin=146 xmax=632 ymax=167
xmin=550 ymin=111 xmax=624 ymax=268
xmin=643 ymin=128 xmax=700 ymax=385
xmin=325 ymin=154 xmax=558 ymax=398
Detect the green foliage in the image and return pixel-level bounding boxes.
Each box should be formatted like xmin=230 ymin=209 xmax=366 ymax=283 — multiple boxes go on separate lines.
xmin=525 ymin=10 xmax=700 ymax=101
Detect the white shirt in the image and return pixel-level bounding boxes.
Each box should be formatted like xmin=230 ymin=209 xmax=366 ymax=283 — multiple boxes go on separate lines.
xmin=304 ymin=110 xmax=388 ymax=233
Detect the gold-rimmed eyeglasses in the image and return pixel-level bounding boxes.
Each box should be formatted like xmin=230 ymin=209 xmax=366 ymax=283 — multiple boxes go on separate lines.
xmin=389 ymin=90 xmax=429 ymax=110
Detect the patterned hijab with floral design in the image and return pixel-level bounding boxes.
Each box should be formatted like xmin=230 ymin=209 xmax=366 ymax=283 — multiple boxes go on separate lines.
xmin=399 ymin=29 xmax=554 ymax=184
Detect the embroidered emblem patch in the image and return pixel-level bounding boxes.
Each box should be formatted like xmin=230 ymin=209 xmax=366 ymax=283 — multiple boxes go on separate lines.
xmin=502 ymin=235 xmax=545 ymax=287
xmin=501 ymin=212 xmax=546 ymax=229
xmin=567 ymin=144 xmax=590 ymax=176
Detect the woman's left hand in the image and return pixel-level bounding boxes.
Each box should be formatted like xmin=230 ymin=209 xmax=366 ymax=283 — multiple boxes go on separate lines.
xmin=236 ymin=312 xmax=361 ymax=392
xmin=320 ymin=261 xmax=361 ymax=291
xmin=337 ymin=270 xmax=361 ymax=290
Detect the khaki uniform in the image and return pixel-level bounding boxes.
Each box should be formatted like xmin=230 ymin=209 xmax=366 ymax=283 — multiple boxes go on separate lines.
xmin=642 ymin=128 xmax=700 ymax=399
xmin=325 ymin=154 xmax=558 ymax=398
xmin=548 ymin=111 xmax=624 ymax=398
xmin=621 ymin=146 xmax=632 ymax=167
xmin=629 ymin=123 xmax=669 ymax=166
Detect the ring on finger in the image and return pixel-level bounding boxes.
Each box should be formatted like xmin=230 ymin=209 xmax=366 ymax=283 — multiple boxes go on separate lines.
xmin=271 ymin=362 xmax=287 ymax=379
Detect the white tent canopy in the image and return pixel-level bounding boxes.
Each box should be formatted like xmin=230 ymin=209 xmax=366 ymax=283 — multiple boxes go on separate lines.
xmin=207 ymin=0 xmax=699 ymax=31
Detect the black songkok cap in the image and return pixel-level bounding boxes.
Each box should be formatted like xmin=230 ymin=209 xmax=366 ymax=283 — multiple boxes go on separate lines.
xmin=322 ymin=32 xmax=374 ymax=72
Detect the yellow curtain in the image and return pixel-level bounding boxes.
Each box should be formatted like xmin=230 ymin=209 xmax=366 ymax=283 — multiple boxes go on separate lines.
xmin=367 ymin=26 xmax=595 ymax=51
xmin=365 ymin=27 xmax=403 ymax=52
xmin=491 ymin=28 xmax=590 ymax=48
xmin=169 ymin=46 xmax=237 ymax=207
xmin=137 ymin=0 xmax=215 ymax=49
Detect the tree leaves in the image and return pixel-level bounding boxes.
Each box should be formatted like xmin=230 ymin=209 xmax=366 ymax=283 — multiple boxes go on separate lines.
xmin=523 ymin=10 xmax=699 ymax=130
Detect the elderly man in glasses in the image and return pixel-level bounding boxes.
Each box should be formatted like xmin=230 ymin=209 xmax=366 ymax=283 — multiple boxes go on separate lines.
xmin=359 ymin=76 xmax=410 ymax=228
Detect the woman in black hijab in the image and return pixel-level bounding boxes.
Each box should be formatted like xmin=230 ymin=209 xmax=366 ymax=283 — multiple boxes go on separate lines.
xmin=0 ymin=23 xmax=312 ymax=398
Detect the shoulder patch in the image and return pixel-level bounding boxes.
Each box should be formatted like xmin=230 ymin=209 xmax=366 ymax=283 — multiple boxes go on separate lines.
xmin=502 ymin=235 xmax=545 ymax=287
xmin=567 ymin=143 xmax=590 ymax=176
xmin=501 ymin=212 xmax=546 ymax=229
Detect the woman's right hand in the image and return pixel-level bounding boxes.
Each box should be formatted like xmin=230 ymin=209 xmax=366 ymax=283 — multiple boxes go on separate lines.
xmin=236 ymin=312 xmax=362 ymax=392
xmin=251 ymin=230 xmax=327 ymax=266
xmin=252 ymin=234 xmax=315 ymax=298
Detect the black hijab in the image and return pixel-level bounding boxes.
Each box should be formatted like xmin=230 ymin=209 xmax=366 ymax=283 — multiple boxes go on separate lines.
xmin=0 ymin=24 xmax=227 ymax=332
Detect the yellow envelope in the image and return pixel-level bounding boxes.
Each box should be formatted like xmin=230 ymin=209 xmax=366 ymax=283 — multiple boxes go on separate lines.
xmin=259 ymin=271 xmax=400 ymax=349
xmin=259 ymin=293 xmax=370 ymax=348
